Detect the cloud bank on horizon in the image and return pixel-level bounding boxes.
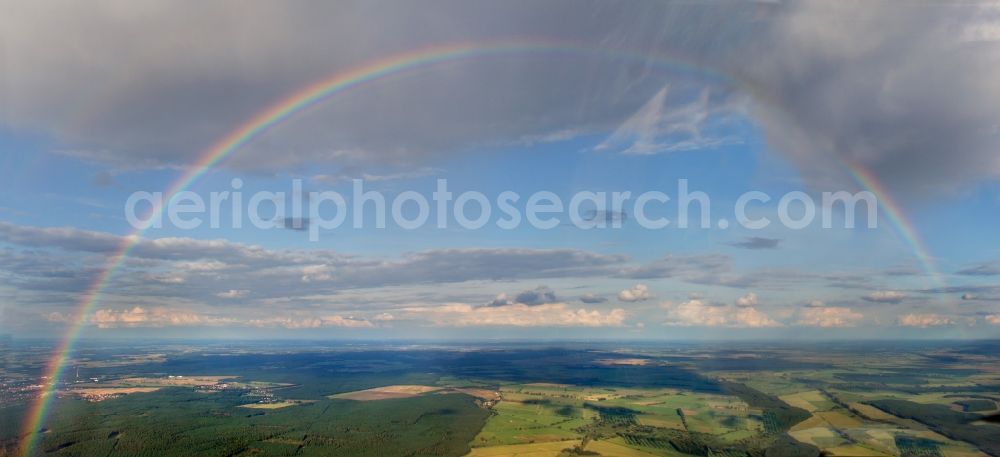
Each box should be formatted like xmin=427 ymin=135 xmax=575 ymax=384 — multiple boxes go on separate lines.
xmin=1 ymin=220 xmax=997 ymax=337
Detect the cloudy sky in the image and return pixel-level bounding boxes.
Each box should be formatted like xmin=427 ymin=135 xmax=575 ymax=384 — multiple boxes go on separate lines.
xmin=1 ymin=0 xmax=1000 ymax=339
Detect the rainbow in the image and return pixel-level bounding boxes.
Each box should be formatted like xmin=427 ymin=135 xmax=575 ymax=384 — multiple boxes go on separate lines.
xmin=17 ymin=39 xmax=937 ymax=456
xmin=847 ymin=162 xmax=941 ymax=284
xmin=16 ymin=38 xmax=724 ymax=457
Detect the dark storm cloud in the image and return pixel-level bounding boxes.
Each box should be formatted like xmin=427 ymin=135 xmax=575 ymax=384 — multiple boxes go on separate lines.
xmin=4 ymin=1 xmax=996 ymax=193
xmin=862 ymin=291 xmax=906 ymax=304
xmin=741 ymin=1 xmax=1000 ymax=195
xmin=514 ymin=286 xmax=558 ymax=306
xmin=483 ymin=286 xmax=559 ymax=307
xmin=0 ymin=1 xmax=740 ymax=172
xmin=726 ymin=237 xmax=781 ymax=250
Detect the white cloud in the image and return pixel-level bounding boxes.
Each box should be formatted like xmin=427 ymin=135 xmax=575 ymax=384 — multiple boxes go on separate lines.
xmin=618 ymin=284 xmax=651 ymax=302
xmin=87 ymin=306 xmax=374 ymax=329
xmin=596 ymin=86 xmax=742 ymax=155
xmin=485 ymin=293 xmax=514 ymax=307
xmin=216 ymin=289 xmax=248 ymax=299
xmin=897 ymin=313 xmax=954 ymax=328
xmin=405 ymin=303 xmax=626 ymax=327
xmin=796 ymin=306 xmax=864 ymax=328
xmin=246 ymin=317 xmax=322 ymax=329
xmin=863 ymin=291 xmax=905 ymax=304
xmin=735 ymin=292 xmax=758 ymax=307
xmin=245 ymin=316 xmax=374 ymax=329
xmin=300 ymin=264 xmax=334 ymax=283
xmin=90 ymin=306 xmax=220 ymax=328
xmin=147 ymin=273 xmax=185 ymax=284
xmin=662 ymin=299 xmax=780 ymax=328
xmin=319 ymin=315 xmax=375 ymax=328
xmin=177 ymin=261 xmax=228 ymax=272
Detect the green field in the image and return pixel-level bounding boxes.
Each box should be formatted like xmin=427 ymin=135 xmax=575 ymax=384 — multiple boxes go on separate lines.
xmin=2 ymin=343 xmax=998 ymax=457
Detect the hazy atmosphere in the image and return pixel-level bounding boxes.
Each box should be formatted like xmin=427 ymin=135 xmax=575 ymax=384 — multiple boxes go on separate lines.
xmin=3 ymin=1 xmax=1000 ymax=341
xmin=3 ymin=2 xmax=1000 ymax=457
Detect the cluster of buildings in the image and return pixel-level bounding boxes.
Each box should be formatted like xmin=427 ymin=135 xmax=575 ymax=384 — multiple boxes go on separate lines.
xmin=0 ymin=378 xmax=48 ymax=406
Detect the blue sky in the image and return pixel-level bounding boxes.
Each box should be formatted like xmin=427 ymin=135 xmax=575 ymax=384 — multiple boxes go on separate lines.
xmin=1 ymin=1 xmax=999 ymax=339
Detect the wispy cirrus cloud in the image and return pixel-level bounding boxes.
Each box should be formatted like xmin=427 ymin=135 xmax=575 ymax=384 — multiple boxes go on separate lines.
xmin=595 ymin=86 xmax=743 ymax=155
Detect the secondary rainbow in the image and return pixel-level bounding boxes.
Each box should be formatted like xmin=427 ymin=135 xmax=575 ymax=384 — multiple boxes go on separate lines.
xmin=18 ymin=39 xmax=937 ymax=456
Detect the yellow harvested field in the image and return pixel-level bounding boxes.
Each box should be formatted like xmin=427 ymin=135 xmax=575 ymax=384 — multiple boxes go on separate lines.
xmin=850 ymin=403 xmax=898 ymax=421
xmin=816 ymin=410 xmax=865 ymax=429
xmin=467 ymin=440 xmax=578 ymax=457
xmin=452 ymin=388 xmax=500 ymax=400
xmin=239 ymin=400 xmax=316 ymax=409
xmin=942 ymin=447 xmax=990 ymax=457
xmin=112 ymin=376 xmax=233 ymax=387
xmin=373 ymin=385 xmax=440 ymax=394
xmin=914 ymin=429 xmax=955 ymax=443
xmin=865 ymin=429 xmax=895 ymax=442
xmin=330 ymin=385 xmax=440 ymax=401
xmin=789 ymin=427 xmax=839 ymax=447
xmin=790 ymin=414 xmax=827 ymax=432
xmin=779 ymin=390 xmax=826 ymax=412
xmin=824 ymin=444 xmax=891 ymax=456
xmin=638 ymin=416 xmax=684 ymax=430
xmin=584 ymin=439 xmax=664 ymax=457
xmin=595 ymin=358 xmax=650 ymax=366
xmin=70 ymin=387 xmax=160 ymax=399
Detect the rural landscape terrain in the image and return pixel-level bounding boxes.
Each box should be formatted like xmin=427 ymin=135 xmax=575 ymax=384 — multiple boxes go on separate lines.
xmin=4 ymin=1 xmax=1000 ymax=457
xmin=1 ymin=341 xmax=997 ymax=457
